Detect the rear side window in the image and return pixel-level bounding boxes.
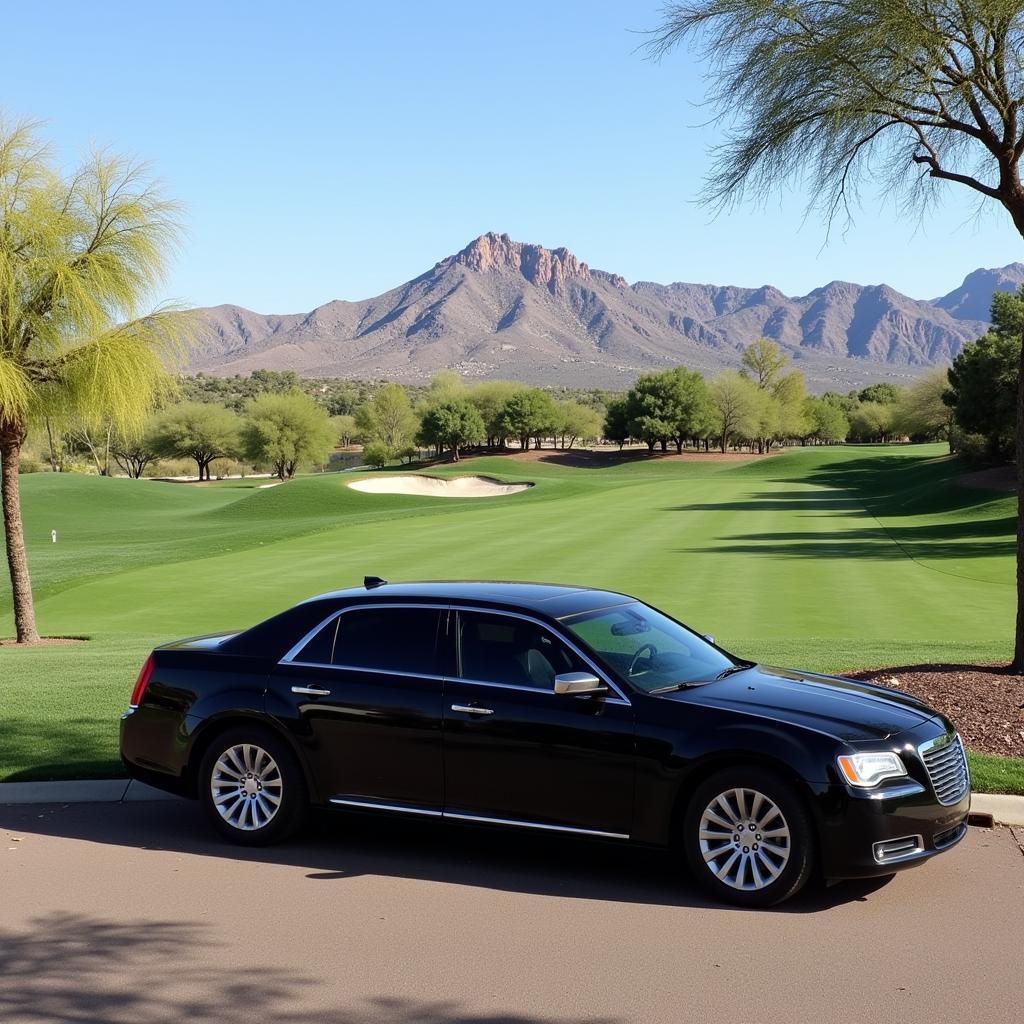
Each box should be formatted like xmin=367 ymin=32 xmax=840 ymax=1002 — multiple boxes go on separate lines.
xmin=293 ymin=616 xmax=340 ymax=665
xmin=332 ymin=607 xmax=441 ymax=676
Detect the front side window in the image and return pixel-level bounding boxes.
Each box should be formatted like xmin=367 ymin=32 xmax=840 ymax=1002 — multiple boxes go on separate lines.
xmin=458 ymin=611 xmax=588 ymax=690
xmin=564 ymin=603 xmax=736 ymax=693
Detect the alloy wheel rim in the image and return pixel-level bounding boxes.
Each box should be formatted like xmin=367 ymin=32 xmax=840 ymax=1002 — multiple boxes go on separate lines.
xmin=210 ymin=743 xmax=283 ymax=831
xmin=698 ymin=787 xmax=791 ymax=891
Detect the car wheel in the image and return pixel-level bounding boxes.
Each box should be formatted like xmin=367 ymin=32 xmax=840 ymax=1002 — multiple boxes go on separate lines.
xmin=198 ymin=726 xmax=307 ymax=846
xmin=683 ymin=767 xmax=814 ymax=907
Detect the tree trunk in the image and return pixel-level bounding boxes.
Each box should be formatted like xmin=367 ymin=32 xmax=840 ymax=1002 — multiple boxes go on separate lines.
xmin=45 ymin=419 xmax=60 ymax=472
xmin=0 ymin=430 xmax=41 ymax=643
xmin=1014 ymin=328 xmax=1024 ymax=671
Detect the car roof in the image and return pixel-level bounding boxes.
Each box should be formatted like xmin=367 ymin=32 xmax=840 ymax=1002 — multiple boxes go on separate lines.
xmin=302 ymin=580 xmax=636 ymax=619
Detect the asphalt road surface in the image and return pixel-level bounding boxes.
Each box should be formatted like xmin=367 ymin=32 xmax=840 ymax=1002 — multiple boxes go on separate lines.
xmin=2 ymin=800 xmax=1022 ymax=1024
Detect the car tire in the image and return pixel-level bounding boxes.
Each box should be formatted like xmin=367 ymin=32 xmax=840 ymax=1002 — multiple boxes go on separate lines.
xmin=682 ymin=766 xmax=815 ymax=907
xmin=198 ymin=725 xmax=307 ymax=846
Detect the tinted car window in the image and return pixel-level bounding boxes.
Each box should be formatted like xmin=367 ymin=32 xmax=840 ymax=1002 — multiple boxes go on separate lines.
xmin=458 ymin=611 xmax=587 ymax=689
xmin=564 ymin=602 xmax=734 ymax=692
xmin=333 ymin=607 xmax=441 ymax=675
xmin=294 ymin=616 xmax=339 ymax=665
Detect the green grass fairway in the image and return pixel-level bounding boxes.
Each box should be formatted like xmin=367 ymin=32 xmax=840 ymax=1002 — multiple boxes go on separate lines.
xmin=1 ymin=444 xmax=1018 ymax=790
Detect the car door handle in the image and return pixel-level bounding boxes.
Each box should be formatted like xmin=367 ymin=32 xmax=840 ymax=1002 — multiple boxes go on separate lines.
xmin=292 ymin=685 xmax=332 ymax=697
xmin=450 ymin=704 xmax=494 ymax=715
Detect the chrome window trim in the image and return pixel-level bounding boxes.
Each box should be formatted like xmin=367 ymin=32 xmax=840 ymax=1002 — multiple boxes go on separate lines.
xmin=328 ymin=797 xmax=629 ymax=839
xmin=449 ymin=674 xmax=630 ymax=706
xmin=278 ymin=600 xmax=632 ymax=704
xmin=279 ymin=602 xmax=450 ymax=667
xmin=286 ymin=660 xmax=446 ymax=683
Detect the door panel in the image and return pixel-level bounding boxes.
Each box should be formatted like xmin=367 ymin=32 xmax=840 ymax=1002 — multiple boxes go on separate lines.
xmin=442 ymin=610 xmax=635 ymax=835
xmin=270 ymin=605 xmax=445 ymax=809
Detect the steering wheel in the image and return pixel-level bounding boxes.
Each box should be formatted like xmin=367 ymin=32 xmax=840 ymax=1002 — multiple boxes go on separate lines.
xmin=629 ymin=643 xmax=658 ymax=677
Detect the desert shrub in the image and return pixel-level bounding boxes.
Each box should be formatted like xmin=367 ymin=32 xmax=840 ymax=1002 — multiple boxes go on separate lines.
xmin=361 ymin=441 xmax=394 ymax=469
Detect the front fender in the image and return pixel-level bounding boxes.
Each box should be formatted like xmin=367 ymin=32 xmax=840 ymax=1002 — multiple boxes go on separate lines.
xmin=632 ymin=710 xmax=833 ymax=845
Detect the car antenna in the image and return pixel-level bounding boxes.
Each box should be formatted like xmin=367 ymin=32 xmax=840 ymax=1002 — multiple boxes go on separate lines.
xmin=364 ymin=575 xmax=388 ymax=589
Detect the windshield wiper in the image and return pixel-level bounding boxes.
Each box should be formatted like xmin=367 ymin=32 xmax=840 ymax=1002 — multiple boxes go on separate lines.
xmin=649 ymin=662 xmax=755 ymax=694
xmin=648 ymin=680 xmax=709 ymax=694
xmin=715 ymin=662 xmax=753 ymax=680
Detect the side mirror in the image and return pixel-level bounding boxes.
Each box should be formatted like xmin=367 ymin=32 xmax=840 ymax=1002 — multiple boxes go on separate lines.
xmin=554 ymin=672 xmax=607 ymax=696
xmin=702 ymin=634 xmax=715 ymax=646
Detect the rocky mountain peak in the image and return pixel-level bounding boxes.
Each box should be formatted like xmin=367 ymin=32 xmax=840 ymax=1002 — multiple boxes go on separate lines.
xmin=451 ymin=232 xmax=590 ymax=292
xmin=189 ymin=234 xmax=1020 ymax=392
xmin=933 ymin=262 xmax=1024 ymax=321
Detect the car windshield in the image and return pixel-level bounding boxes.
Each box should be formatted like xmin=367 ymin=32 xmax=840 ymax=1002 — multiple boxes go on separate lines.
xmin=563 ymin=603 xmax=740 ymax=694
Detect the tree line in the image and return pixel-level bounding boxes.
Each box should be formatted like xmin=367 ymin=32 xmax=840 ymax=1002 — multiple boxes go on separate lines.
xmin=604 ymin=341 xmax=952 ymax=455
xmin=23 ymin=339 xmax=970 ymax=480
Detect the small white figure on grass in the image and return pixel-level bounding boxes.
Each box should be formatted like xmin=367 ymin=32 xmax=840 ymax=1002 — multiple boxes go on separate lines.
xmin=51 ymin=529 xmax=57 ymax=543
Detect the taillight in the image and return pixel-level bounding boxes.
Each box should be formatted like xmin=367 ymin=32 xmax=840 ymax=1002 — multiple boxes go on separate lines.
xmin=130 ymin=654 xmax=155 ymax=707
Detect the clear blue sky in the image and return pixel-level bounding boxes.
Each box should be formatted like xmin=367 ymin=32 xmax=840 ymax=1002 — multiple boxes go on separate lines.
xmin=4 ymin=0 xmax=1022 ymax=313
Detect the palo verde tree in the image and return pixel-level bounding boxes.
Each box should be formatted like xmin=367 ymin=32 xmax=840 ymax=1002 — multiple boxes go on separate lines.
xmin=649 ymin=0 xmax=1024 ymax=669
xmin=355 ymin=383 xmax=418 ymax=452
xmin=151 ymin=401 xmax=241 ymax=481
xmin=710 ymin=371 xmax=760 ymax=451
xmin=0 ymin=119 xmax=183 ymax=643
xmin=499 ymin=388 xmax=557 ymax=451
xmin=417 ymin=399 xmax=485 ymax=461
xmin=111 ymin=420 xmax=162 ymax=478
xmin=241 ymin=390 xmax=335 ymax=480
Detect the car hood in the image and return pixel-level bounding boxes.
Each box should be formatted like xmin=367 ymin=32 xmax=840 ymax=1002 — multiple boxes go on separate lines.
xmin=663 ymin=664 xmax=940 ymax=742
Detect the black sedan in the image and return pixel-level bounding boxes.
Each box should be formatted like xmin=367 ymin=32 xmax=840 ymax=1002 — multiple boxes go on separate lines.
xmin=120 ymin=579 xmax=970 ymax=906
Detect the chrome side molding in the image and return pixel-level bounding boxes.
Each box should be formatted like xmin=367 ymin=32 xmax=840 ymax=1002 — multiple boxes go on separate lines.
xmin=328 ymin=796 xmax=629 ymax=839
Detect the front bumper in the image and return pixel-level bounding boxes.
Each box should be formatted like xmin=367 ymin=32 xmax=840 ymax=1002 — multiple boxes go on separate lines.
xmin=817 ymin=775 xmax=970 ymax=880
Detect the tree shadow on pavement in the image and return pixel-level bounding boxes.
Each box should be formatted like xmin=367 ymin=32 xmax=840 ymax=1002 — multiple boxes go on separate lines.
xmin=0 ymin=800 xmax=892 ymax=915
xmin=0 ymin=912 xmax=624 ymax=1024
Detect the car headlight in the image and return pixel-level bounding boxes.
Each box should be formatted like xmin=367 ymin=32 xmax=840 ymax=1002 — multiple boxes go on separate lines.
xmin=837 ymin=752 xmax=908 ymax=788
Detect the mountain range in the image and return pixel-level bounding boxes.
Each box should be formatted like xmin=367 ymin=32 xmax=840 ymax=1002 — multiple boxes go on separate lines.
xmin=187 ymin=233 xmax=1024 ymax=391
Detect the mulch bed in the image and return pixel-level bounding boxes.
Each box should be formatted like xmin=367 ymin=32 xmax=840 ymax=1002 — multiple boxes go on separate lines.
xmin=844 ymin=664 xmax=1024 ymax=758
xmin=0 ymin=637 xmax=87 ymax=648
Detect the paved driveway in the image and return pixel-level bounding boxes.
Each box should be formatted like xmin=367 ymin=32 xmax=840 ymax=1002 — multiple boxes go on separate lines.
xmin=1 ymin=800 xmax=1021 ymax=1024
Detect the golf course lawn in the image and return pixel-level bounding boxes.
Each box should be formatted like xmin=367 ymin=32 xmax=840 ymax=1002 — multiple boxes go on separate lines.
xmin=1 ymin=443 xmax=1019 ymax=793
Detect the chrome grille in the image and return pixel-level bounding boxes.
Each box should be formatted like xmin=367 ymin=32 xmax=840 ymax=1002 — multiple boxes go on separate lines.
xmin=919 ymin=733 xmax=969 ymax=806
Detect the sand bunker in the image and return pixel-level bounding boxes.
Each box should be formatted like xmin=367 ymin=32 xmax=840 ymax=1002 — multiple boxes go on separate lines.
xmin=348 ymin=474 xmax=532 ymax=498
